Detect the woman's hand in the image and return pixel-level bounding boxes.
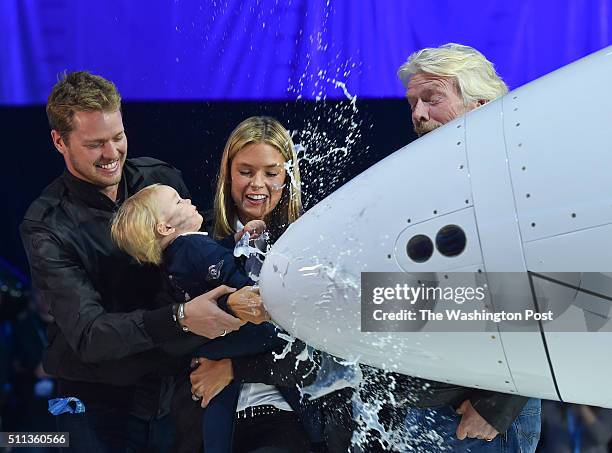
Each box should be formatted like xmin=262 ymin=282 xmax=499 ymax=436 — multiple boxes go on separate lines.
xmin=190 ymin=358 xmax=234 ymax=407
xmin=228 ymin=286 xmax=271 ymax=324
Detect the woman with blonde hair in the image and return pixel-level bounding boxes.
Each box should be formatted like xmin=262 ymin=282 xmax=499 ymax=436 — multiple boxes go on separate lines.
xmin=190 ymin=116 xmax=347 ymax=453
xmin=213 ymin=115 xmax=302 ymax=242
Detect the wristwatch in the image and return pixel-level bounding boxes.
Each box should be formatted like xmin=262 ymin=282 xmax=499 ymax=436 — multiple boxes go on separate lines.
xmin=172 ymin=303 xmax=189 ymax=332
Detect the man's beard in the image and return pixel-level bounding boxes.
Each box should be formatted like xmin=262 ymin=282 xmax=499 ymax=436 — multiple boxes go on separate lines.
xmin=414 ymin=121 xmax=441 ymax=137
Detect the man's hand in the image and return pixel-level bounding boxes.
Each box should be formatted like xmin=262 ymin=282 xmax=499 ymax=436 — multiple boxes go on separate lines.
xmin=183 ymin=285 xmax=244 ymax=338
xmin=456 ymin=400 xmax=499 ymax=441
xmin=227 ymin=286 xmax=270 ymax=324
xmin=190 ymin=358 xmax=234 ymax=408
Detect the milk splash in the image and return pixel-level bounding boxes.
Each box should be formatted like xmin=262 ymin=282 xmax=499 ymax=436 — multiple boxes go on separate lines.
xmin=288 ymin=77 xmax=364 ymax=209
xmin=233 ymin=231 xmax=266 ymax=281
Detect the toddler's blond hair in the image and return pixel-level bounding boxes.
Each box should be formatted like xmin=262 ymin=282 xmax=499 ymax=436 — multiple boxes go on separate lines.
xmin=111 ymin=184 xmax=164 ymax=265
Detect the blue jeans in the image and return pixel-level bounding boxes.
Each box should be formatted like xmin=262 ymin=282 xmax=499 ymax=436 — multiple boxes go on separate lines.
xmin=194 ymin=322 xmax=287 ymax=453
xmin=403 ymin=398 xmax=541 ymax=452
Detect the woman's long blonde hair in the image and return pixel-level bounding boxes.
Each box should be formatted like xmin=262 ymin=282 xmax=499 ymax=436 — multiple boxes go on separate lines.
xmin=213 ymin=116 xmax=302 ymax=240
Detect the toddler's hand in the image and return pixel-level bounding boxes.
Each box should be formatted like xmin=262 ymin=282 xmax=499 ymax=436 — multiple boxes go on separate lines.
xmin=234 ymin=220 xmax=266 ymax=242
xmin=227 ymin=286 xmax=270 ymax=324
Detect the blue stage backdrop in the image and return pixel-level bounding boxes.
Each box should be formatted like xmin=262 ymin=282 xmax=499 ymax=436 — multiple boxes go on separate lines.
xmin=1 ymin=0 xmax=610 ymax=105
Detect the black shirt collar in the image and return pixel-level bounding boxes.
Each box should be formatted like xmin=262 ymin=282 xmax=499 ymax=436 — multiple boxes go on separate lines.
xmin=61 ymin=167 xmax=129 ymax=211
xmin=121 ymin=159 xmax=145 ymax=198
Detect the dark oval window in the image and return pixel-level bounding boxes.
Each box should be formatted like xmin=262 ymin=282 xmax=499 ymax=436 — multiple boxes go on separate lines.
xmin=436 ymin=225 xmax=466 ymax=257
xmin=406 ymin=235 xmax=434 ymax=263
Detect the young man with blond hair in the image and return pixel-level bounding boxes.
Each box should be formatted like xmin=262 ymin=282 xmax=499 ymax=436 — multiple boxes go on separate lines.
xmin=21 ymin=71 xmax=246 ymax=451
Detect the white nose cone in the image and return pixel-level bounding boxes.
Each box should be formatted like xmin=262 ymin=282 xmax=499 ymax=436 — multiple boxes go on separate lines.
xmin=260 ymin=241 xmax=363 ymax=357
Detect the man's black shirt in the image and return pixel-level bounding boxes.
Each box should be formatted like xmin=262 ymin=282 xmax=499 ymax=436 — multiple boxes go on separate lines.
xmin=20 ymin=157 xmax=193 ymax=418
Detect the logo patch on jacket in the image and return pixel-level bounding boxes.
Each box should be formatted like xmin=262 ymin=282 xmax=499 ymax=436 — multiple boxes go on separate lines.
xmin=206 ymin=260 xmax=224 ymax=281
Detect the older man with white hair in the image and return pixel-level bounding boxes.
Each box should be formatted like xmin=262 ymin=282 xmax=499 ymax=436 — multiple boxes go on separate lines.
xmin=392 ymin=43 xmax=541 ymax=452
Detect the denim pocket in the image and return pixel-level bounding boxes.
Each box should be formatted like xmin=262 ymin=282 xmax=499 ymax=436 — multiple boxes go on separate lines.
xmin=510 ymin=398 xmax=541 ymax=453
